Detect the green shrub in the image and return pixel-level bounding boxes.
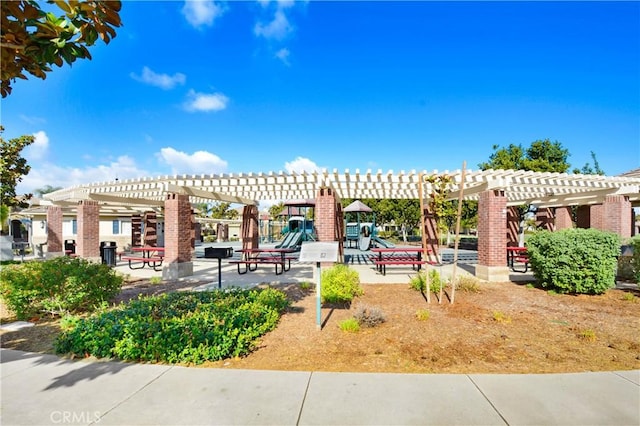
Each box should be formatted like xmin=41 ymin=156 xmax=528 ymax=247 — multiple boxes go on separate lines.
xmin=339 ymin=317 xmax=360 ymax=332
xmin=627 ymin=236 xmax=640 ymax=283
xmin=415 ymin=309 xmax=430 ymax=321
xmin=55 ymin=288 xmax=290 ymax=364
xmin=0 ymin=257 xmax=123 ymax=319
xmin=321 ymin=264 xmax=362 ymax=304
xmin=526 ymin=228 xmax=620 ymax=295
xmin=454 ymin=275 xmax=481 ymax=293
xmin=353 ymin=304 xmax=385 ymax=327
xmin=409 ymin=269 xmax=444 ymax=294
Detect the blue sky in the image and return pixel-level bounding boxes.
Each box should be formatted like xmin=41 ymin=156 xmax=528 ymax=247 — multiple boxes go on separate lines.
xmin=3 ymin=0 xmax=639 ymax=197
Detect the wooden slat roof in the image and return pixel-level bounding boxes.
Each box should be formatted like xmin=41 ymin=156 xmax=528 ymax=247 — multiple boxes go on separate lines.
xmin=43 ymin=168 xmax=640 ymax=211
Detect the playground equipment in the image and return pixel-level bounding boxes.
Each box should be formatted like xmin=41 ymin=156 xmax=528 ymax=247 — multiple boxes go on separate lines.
xmin=276 ymin=200 xmax=317 ymax=250
xmin=343 ymin=200 xmax=394 ymax=251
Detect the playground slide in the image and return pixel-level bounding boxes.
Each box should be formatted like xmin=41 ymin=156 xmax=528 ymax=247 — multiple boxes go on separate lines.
xmin=276 ymin=231 xmax=303 ymax=249
xmin=358 ymin=235 xmax=372 ymax=251
xmin=372 ymin=236 xmax=395 ymax=248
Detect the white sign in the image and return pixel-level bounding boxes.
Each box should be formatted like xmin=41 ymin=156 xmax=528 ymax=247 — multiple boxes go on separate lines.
xmin=299 ymin=242 xmax=339 ymax=263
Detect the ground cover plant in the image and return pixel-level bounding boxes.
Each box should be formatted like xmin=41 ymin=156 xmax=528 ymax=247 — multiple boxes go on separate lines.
xmin=55 ymin=288 xmax=289 ymax=365
xmin=321 ymin=263 xmax=363 ymax=304
xmin=0 ymin=256 xmax=122 ymax=319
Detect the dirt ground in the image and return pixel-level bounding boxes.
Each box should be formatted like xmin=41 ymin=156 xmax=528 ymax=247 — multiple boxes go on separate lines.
xmin=2 ymin=278 xmax=639 ymax=374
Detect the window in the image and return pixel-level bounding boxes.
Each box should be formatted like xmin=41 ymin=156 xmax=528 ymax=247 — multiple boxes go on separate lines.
xmin=112 ymin=220 xmax=120 ymax=234
xmin=72 ymin=219 xmax=77 ymax=235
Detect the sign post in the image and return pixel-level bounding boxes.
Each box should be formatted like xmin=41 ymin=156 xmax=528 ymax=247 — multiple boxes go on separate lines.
xmin=298 ymin=242 xmax=339 ymax=330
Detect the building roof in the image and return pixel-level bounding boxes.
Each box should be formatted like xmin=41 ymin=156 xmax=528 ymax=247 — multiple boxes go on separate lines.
xmin=42 ymin=168 xmax=640 ymax=213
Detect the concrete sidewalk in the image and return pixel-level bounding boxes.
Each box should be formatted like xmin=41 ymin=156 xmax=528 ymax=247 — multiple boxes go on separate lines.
xmin=2 ymin=349 xmax=638 ymax=425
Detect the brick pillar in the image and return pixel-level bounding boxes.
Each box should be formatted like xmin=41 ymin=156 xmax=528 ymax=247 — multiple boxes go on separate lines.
xmin=46 ymin=205 xmax=63 ymax=255
xmin=163 ymin=193 xmax=193 ymax=279
xmin=422 ymin=205 xmax=439 ymax=263
xmin=476 ymin=189 xmax=509 ymax=282
xmin=143 ymin=211 xmax=157 ymax=246
xmin=554 ymin=207 xmax=573 ymax=230
xmin=576 ymin=205 xmax=591 ymax=229
xmin=77 ymin=200 xmax=100 ymax=259
xmin=315 ymin=187 xmax=343 ymax=264
xmin=590 ymin=204 xmax=604 ymax=230
xmin=603 ymin=195 xmax=632 ymax=239
xmin=131 ymin=214 xmax=142 ymax=247
xmin=632 ymin=209 xmax=637 ymax=237
xmin=506 ymin=206 xmax=520 ymax=246
xmin=535 ymin=208 xmax=554 ymax=232
xmin=241 ymin=205 xmax=260 ymax=251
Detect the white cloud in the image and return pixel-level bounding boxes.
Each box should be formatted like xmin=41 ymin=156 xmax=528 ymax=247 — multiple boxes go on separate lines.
xmin=184 ymin=90 xmax=229 ymax=112
xmin=182 ymin=0 xmax=225 ymax=29
xmin=130 ymin=66 xmax=186 ymax=90
xmin=158 ymin=147 xmax=228 ymax=174
xmin=16 ymin=156 xmax=149 ymax=195
xmin=275 ymin=48 xmax=290 ymax=66
xmin=23 ymin=130 xmax=49 ymax=161
xmin=254 ymin=9 xmax=292 ymax=40
xmin=284 ymin=157 xmax=321 ymax=174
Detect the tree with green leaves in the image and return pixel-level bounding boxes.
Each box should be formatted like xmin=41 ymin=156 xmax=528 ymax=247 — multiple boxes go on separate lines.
xmin=573 ymin=151 xmax=605 ymax=175
xmin=33 ymin=184 xmax=62 ymax=197
xmin=210 ymin=202 xmax=238 ymax=220
xmin=0 ymin=127 xmax=34 ymax=233
xmin=479 ymin=139 xmax=571 ymax=173
xmin=268 ymin=202 xmax=285 ymax=220
xmin=1 ymin=0 xmax=122 ymax=97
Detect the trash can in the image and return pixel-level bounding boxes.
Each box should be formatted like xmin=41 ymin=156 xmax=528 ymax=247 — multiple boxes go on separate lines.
xmin=100 ymin=241 xmax=117 ymax=267
xmin=64 ymin=239 xmax=76 ymax=254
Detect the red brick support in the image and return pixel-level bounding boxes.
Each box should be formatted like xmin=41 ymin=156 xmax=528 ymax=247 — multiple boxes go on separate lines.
xmin=163 ymin=193 xmax=193 ymax=279
xmin=131 ymin=214 xmax=142 ymax=247
xmin=476 ymin=189 xmax=509 ymax=281
xmin=590 ymin=204 xmax=604 ymax=230
xmin=506 ymin=206 xmax=520 ymax=246
xmin=603 ymin=195 xmax=632 ymax=239
xmin=554 ymin=207 xmax=573 ymax=230
xmin=315 ymin=187 xmax=343 ymax=263
xmin=143 ymin=211 xmax=157 ymax=246
xmin=77 ymin=200 xmax=100 ymax=259
xmin=46 ymin=205 xmax=63 ymax=253
xmin=422 ymin=205 xmax=439 ymax=263
xmin=535 ymin=208 xmax=554 ymax=232
xmin=241 ymin=205 xmax=260 ymax=251
xmin=576 ymin=205 xmax=591 ymax=229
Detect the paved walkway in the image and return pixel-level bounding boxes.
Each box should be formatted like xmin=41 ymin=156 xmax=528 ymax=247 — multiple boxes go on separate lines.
xmin=1 ymin=349 xmax=638 ymax=425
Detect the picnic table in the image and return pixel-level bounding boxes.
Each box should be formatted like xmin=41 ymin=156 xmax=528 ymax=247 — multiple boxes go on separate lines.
xmin=370 ymin=247 xmax=433 ymax=275
xmin=230 ymin=248 xmax=296 ymax=275
xmin=121 ymin=246 xmax=165 ymax=271
xmin=507 ymin=246 xmax=529 ymax=272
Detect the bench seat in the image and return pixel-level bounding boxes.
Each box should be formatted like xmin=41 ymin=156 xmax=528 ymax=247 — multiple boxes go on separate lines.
xmin=121 ymin=255 xmax=164 ymax=271
xmin=373 ymin=259 xmax=433 ymax=275
xmin=229 ymin=257 xmax=294 ymax=275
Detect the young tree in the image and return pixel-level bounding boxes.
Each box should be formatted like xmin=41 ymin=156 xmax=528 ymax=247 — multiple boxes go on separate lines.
xmin=0 ymin=127 xmax=34 ymax=233
xmin=33 ymin=184 xmax=62 ymax=197
xmin=1 ymin=0 xmax=122 ymax=97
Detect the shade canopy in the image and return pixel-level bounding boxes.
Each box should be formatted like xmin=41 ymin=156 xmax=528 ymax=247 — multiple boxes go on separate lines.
xmin=344 ymin=200 xmax=373 ymax=213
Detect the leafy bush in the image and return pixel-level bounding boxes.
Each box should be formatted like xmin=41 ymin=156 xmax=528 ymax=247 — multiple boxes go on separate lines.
xmin=321 ymin=264 xmax=363 ymax=304
xmin=415 ymin=309 xmax=430 ymax=321
xmin=353 ymin=304 xmax=385 ymax=327
xmin=526 ymin=228 xmax=620 ymax=295
xmin=454 ymin=275 xmax=481 ymax=293
xmin=339 ymin=317 xmax=360 ymax=332
xmin=409 ymin=269 xmax=444 ymax=293
xmin=0 ymin=257 xmax=123 ymax=319
xmin=55 ymin=287 xmax=290 ymax=364
xmin=626 ymin=236 xmax=640 ymax=283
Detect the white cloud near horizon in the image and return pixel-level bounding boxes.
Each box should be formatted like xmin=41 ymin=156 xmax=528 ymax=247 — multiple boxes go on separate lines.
xmin=183 ymin=90 xmax=229 ymax=112
xmin=23 ymin=130 xmax=49 ymax=162
xmin=130 ymin=66 xmax=186 ymax=90
xmin=158 ymin=147 xmax=228 ymax=174
xmin=254 ymin=9 xmax=292 ymax=41
xmin=284 ymin=157 xmax=321 ymax=174
xmin=182 ymin=0 xmax=226 ymax=29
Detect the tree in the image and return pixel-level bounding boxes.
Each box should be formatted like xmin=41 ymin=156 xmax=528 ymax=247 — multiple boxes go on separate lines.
xmin=210 ymin=202 xmax=238 ymax=220
xmin=268 ymin=202 xmax=285 ymax=220
xmin=479 ymin=139 xmax=570 ymax=173
xmin=33 ymin=184 xmax=62 ymax=197
xmin=0 ymin=127 xmax=34 ymax=233
xmin=1 ymin=0 xmax=122 ymax=97
xmin=573 ymin=151 xmax=605 ymax=175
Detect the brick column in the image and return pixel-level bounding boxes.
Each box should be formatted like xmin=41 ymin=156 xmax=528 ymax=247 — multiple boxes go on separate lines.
xmin=506 ymin=206 xmax=520 ymax=246
xmin=163 ymin=193 xmax=193 ymax=279
xmin=590 ymin=204 xmax=604 ymax=230
xmin=315 ymin=187 xmax=343 ymax=264
xmin=603 ymin=195 xmax=632 ymax=239
xmin=422 ymin=205 xmax=439 ymax=263
xmin=131 ymin=214 xmax=142 ymax=247
xmin=46 ymin=205 xmax=63 ymax=255
xmin=554 ymin=207 xmax=573 ymax=230
xmin=475 ymin=189 xmax=509 ymax=282
xmin=77 ymin=200 xmax=100 ymax=260
xmin=535 ymin=208 xmax=554 ymax=232
xmin=576 ymin=205 xmax=591 ymax=229
xmin=241 ymin=205 xmax=260 ymax=251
